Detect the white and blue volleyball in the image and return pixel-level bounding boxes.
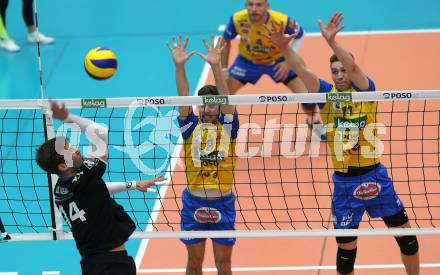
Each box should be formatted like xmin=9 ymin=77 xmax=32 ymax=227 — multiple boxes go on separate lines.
xmin=84 ymin=47 xmax=117 ymax=80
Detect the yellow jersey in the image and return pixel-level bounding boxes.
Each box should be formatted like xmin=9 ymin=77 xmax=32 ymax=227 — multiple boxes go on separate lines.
xmin=318 ymin=79 xmax=380 ymax=173
xmin=223 ymin=9 xmax=304 ymax=64
xmin=178 ymin=112 xmax=239 ymax=192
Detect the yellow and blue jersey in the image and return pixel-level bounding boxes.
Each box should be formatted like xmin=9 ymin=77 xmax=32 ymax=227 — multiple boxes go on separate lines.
xmin=318 ymin=79 xmax=406 ymax=228
xmin=178 ymin=112 xmax=239 ymax=192
xmin=223 ymin=9 xmax=304 ymax=64
xmin=318 ymin=78 xmax=380 ymax=173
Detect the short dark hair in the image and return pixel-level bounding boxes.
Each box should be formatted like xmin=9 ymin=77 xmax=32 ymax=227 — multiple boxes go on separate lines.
xmin=330 ymin=53 xmax=355 ymax=64
xmin=197 ymin=85 xmax=219 ymax=96
xmin=36 ymin=137 xmax=66 ymax=175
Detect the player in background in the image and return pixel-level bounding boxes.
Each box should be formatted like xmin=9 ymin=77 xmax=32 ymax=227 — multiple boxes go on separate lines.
xmin=168 ymin=35 xmax=238 ymax=275
xmin=0 ymin=217 xmax=11 ymax=241
xmin=221 ymin=0 xmax=325 ymax=140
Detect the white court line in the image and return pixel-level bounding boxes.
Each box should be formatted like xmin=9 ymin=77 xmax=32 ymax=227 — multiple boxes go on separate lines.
xmin=217 ymin=25 xmax=440 ymax=36
xmin=0 ymin=270 xmax=61 ymax=274
xmin=138 ymin=263 xmax=440 ymax=273
xmin=134 ymin=47 xmax=213 ymax=268
xmin=306 ymin=28 xmax=440 ymax=36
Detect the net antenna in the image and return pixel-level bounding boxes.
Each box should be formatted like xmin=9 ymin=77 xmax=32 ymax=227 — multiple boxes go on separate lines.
xmin=33 ymin=0 xmax=45 ymax=100
xmin=33 ymin=0 xmax=69 ymax=240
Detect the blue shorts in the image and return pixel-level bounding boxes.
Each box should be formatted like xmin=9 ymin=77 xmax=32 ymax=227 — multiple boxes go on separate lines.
xmin=229 ymin=55 xmax=297 ymax=85
xmin=180 ymin=189 xmax=236 ymax=246
xmin=332 ymin=164 xmax=404 ymax=229
xmin=302 ymin=103 xmax=318 ymax=111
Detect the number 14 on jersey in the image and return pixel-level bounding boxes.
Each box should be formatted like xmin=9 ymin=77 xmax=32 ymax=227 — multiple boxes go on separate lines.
xmin=58 ymin=201 xmax=87 ymax=227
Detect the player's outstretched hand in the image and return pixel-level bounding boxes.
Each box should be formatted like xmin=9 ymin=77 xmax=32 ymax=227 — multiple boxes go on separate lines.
xmin=197 ymin=35 xmax=225 ymax=66
xmin=262 ymin=21 xmax=297 ymax=50
xmin=318 ymin=12 xmax=345 ymax=44
xmin=136 ymin=176 xmax=166 ymax=192
xmin=167 ymin=35 xmax=195 ymax=66
xmin=49 ymin=99 xmax=69 ymax=121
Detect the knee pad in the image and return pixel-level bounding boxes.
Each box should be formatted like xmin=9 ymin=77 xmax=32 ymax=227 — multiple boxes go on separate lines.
xmin=336 ymin=236 xmax=358 ymax=244
xmin=395 ymin=235 xmax=419 ymax=256
xmin=383 ymin=209 xmax=409 ymax=227
xmin=337 ymin=247 xmax=357 ymax=274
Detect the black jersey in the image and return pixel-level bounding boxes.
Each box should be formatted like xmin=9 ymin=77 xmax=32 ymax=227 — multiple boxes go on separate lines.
xmin=54 ymin=158 xmax=135 ymax=257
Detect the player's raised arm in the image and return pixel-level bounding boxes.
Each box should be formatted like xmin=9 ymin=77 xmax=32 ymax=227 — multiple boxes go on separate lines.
xmin=220 ymin=15 xmax=237 ymax=79
xmin=220 ymin=38 xmax=231 ymax=77
xmin=319 ymin=12 xmax=369 ymax=90
xmin=264 ymin=22 xmax=320 ymax=92
xmin=167 ymin=35 xmax=195 ymax=119
xmin=287 ymin=17 xmax=305 ymax=53
xmin=197 ymin=36 xmax=235 ymax=115
xmin=50 ymin=100 xmax=108 ymax=162
xmin=273 ymin=17 xmax=305 ymax=82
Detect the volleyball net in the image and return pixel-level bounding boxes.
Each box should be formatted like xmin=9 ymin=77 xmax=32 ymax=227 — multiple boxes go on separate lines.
xmin=1 ymin=90 xmax=440 ymax=241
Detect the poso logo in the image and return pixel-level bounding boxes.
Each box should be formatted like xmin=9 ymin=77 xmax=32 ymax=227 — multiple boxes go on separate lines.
xmin=382 ymin=92 xmax=413 ymax=100
xmin=326 ymin=93 xmax=352 ymax=102
xmin=136 ymin=98 xmax=167 ymax=106
xmin=258 ymin=95 xmax=288 ymax=103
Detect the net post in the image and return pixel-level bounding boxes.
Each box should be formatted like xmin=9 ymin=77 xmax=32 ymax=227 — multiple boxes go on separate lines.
xmin=42 ymin=109 xmax=64 ymax=240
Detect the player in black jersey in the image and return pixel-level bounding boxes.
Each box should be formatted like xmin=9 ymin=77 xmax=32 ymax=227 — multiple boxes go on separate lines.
xmin=0 ymin=217 xmax=11 ymax=241
xmin=36 ymin=100 xmax=164 ymax=275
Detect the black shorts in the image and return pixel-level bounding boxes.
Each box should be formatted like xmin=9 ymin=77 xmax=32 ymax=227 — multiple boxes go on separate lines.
xmin=81 ymin=250 xmax=136 ymax=275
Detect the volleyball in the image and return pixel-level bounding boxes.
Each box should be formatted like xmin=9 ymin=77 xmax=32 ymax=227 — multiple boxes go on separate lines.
xmin=84 ymin=47 xmax=118 ymax=80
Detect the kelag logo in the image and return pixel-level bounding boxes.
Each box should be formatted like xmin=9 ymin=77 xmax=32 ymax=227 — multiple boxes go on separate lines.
xmin=81 ymin=98 xmax=107 ymax=108
xmin=326 ymin=93 xmax=352 ymax=102
xmin=203 ymin=95 xmax=228 ymax=105
xmin=382 ymin=92 xmax=413 ymax=100
xmin=334 ymin=116 xmax=367 ymax=129
xmin=258 ymin=95 xmax=288 ymax=103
